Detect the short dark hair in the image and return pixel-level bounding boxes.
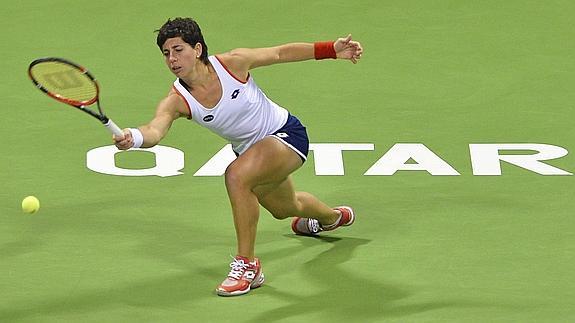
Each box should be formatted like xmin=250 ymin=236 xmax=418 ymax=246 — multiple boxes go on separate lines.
xmin=155 ymin=17 xmax=209 ymax=64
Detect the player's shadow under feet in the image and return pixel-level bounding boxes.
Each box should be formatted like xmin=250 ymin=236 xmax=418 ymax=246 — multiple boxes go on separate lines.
xmin=246 ymin=235 xmax=520 ymax=322
xmin=247 ymin=235 xmax=413 ymax=322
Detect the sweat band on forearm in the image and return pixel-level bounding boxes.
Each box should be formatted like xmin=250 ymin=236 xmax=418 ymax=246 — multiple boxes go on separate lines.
xmin=314 ymin=41 xmax=337 ymax=60
xmin=130 ymin=128 xmax=144 ymax=148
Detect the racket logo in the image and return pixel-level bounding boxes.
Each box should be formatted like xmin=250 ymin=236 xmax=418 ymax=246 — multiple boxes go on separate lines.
xmin=203 ymin=115 xmax=215 ymax=122
xmin=44 ymin=70 xmax=84 ymax=90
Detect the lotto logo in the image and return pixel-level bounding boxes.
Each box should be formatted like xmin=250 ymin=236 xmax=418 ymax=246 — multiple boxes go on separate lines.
xmin=276 ymin=133 xmax=289 ymax=138
xmin=231 ymin=89 xmax=240 ymax=99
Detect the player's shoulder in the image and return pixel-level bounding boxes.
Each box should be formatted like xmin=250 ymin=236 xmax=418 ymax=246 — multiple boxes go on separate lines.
xmin=157 ymin=87 xmax=190 ymax=119
xmin=214 ymin=51 xmax=250 ymax=81
xmin=217 ymin=49 xmax=252 ymax=68
xmin=217 ymin=49 xmax=246 ymax=62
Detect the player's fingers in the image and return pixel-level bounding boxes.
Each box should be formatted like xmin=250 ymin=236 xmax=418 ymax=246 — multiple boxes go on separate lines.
xmin=349 ymin=41 xmax=362 ymax=53
xmin=121 ymin=129 xmax=133 ymax=142
xmin=113 ymin=131 xmax=133 ymax=150
xmin=114 ymin=129 xmax=131 ymax=142
xmin=335 ymin=34 xmax=352 ymax=49
xmin=115 ymin=140 xmax=132 ymax=150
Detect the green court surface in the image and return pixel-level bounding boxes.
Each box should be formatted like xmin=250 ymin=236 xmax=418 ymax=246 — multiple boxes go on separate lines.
xmin=2 ymin=1 xmax=574 ymax=322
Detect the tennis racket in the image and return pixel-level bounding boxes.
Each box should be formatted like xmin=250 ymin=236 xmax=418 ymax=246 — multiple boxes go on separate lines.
xmin=28 ymin=57 xmax=124 ymax=138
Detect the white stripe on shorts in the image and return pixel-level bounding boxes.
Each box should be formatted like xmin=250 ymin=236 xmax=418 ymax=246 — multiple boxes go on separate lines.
xmin=268 ymin=135 xmax=307 ymax=161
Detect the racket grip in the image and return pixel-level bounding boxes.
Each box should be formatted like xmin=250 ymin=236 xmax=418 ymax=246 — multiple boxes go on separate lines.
xmin=105 ymin=119 xmax=124 ymax=138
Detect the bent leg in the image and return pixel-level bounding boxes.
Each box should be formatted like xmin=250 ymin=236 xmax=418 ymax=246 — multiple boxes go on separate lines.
xmin=254 ymin=177 xmax=340 ymax=225
xmin=225 ymin=137 xmax=304 ymax=260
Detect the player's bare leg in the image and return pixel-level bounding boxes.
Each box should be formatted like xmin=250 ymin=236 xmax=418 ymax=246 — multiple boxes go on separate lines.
xmin=217 ymin=136 xmax=352 ymax=295
xmin=255 ymin=175 xmax=354 ymax=236
xmin=254 ymin=176 xmax=340 ymax=224
xmin=217 ymin=137 xmax=305 ymax=296
xmin=224 ymin=137 xmax=304 ymax=258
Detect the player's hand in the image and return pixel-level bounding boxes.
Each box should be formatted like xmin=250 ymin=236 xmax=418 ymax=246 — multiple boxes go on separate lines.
xmin=113 ymin=129 xmax=134 ymax=150
xmin=334 ymin=34 xmax=363 ymax=64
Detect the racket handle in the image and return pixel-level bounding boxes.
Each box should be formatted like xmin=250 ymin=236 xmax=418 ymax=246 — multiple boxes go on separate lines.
xmin=105 ymin=119 xmax=124 ymax=138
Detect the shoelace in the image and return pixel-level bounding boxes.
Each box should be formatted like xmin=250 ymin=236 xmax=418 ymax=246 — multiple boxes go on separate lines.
xmin=228 ymin=258 xmax=249 ymax=280
xmin=308 ymin=218 xmax=322 ymax=232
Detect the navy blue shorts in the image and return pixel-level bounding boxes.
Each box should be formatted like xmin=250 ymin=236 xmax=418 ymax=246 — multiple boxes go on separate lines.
xmin=233 ymin=114 xmax=309 ymax=163
xmin=269 ymin=114 xmax=309 ymax=163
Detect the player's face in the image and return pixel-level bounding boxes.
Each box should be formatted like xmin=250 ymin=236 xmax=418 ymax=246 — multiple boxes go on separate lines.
xmin=162 ymin=37 xmax=199 ymax=76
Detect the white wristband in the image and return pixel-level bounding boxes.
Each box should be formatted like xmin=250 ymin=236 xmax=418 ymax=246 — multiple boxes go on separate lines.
xmin=130 ymin=128 xmax=144 ymax=148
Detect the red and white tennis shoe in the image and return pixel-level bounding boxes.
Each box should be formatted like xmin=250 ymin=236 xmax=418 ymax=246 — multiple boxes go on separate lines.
xmin=216 ymin=256 xmax=264 ymax=296
xmin=291 ymin=206 xmax=355 ymax=236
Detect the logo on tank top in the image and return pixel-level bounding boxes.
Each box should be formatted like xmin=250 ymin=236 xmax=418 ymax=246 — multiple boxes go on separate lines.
xmin=203 ymin=115 xmax=215 ymax=122
xmin=231 ymin=89 xmax=240 ymax=99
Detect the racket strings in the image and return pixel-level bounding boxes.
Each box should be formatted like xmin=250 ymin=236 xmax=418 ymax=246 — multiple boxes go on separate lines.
xmin=30 ymin=62 xmax=97 ymax=104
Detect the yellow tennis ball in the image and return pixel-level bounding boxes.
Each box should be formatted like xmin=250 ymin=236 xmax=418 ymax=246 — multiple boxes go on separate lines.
xmin=22 ymin=196 xmax=40 ymax=214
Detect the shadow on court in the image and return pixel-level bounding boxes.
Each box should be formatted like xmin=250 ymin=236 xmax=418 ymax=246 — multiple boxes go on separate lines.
xmin=0 ymin=199 xmax=215 ymax=322
xmin=0 ymin=209 xmax=527 ymax=322
xmin=0 ymin=271 xmax=208 ymax=321
xmin=245 ymin=235 xmax=508 ymax=322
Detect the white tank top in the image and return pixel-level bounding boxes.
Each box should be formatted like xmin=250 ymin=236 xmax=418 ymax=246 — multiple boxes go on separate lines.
xmin=172 ymin=55 xmax=289 ymax=154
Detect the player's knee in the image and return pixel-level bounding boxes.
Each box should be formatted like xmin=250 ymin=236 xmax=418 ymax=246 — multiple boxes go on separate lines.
xmin=224 ymin=164 xmax=241 ymax=188
xmin=224 ymin=161 xmax=251 ymax=191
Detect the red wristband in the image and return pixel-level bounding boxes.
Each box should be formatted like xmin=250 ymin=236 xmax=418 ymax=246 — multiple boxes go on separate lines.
xmin=314 ymin=41 xmax=336 ymax=60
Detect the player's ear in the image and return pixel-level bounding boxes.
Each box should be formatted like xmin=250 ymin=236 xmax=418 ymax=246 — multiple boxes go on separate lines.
xmin=194 ymin=43 xmax=203 ymax=58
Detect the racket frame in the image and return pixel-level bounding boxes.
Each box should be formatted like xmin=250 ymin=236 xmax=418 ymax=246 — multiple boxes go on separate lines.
xmin=28 ymin=57 xmax=123 ymax=136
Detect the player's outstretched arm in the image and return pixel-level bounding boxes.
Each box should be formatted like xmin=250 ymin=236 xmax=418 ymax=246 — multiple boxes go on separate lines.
xmin=113 ymin=93 xmax=183 ymax=150
xmin=218 ymin=34 xmax=363 ymax=78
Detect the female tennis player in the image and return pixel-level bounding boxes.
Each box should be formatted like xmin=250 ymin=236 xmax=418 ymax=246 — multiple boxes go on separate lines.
xmin=114 ymin=17 xmax=363 ymax=296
